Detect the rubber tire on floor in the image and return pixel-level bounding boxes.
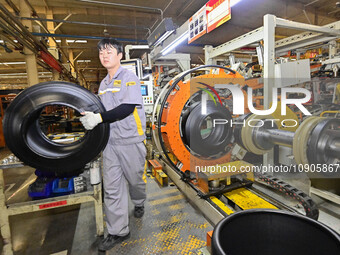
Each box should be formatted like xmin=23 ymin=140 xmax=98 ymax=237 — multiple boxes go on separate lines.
xmin=3 ymin=81 xmax=110 ymax=175
xmin=212 ymin=209 xmax=340 ymax=255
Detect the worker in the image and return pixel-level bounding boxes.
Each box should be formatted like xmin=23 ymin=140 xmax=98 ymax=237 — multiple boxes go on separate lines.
xmin=80 ymin=38 xmax=147 ymax=251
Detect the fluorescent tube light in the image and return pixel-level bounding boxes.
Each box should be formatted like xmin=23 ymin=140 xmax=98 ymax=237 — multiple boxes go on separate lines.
xmin=231 ymin=0 xmax=242 ymax=7
xmin=153 ymin=30 xmax=174 ymax=47
xmin=131 ymin=45 xmax=150 ymax=49
xmin=161 ymin=31 xmax=189 ymax=56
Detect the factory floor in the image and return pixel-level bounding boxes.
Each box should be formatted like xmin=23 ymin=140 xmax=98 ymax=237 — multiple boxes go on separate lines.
xmin=0 ymin=148 xmax=212 ymax=255
xmin=1 ymin=147 xmax=340 ymax=255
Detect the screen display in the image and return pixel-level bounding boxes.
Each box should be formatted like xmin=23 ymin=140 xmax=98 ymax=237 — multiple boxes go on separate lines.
xmin=141 ymin=85 xmax=148 ymax=96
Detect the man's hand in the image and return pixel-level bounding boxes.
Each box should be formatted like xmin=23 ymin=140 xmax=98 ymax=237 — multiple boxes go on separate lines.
xmin=80 ymin=111 xmax=103 ymax=130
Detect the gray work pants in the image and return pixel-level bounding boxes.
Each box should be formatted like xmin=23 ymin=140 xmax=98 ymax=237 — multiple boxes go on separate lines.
xmin=102 ymin=141 xmax=147 ymax=236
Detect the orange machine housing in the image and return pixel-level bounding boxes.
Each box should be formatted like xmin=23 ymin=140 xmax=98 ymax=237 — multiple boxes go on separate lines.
xmin=160 ymin=69 xmax=246 ymax=173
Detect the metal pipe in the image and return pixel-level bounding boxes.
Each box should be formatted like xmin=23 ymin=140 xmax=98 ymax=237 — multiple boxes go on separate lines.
xmin=16 ymin=1 xmax=76 ymax=81
xmin=254 ymin=126 xmax=339 ymax=161
xmin=20 ymin=17 xmax=151 ymax=34
xmin=4 ymin=0 xmax=20 ymax=15
xmin=23 ymin=0 xmax=37 ymax=16
xmin=1 ymin=1 xmax=75 ymax=81
xmin=0 ymin=22 xmax=37 ymax=53
xmin=37 ymin=59 xmax=52 ymax=71
xmin=31 ymin=32 xmax=148 ymax=43
xmin=77 ymin=0 xmax=163 ymax=19
xmin=254 ymin=128 xmax=294 ymax=149
xmin=163 ymin=0 xmax=174 ymax=14
xmin=304 ymin=0 xmax=319 ymax=7
xmin=266 ymin=129 xmax=295 ymax=147
xmin=0 ymin=5 xmax=75 ymax=80
xmin=0 ymin=4 xmax=45 ymax=50
xmin=0 ymin=33 xmax=22 ymax=49
xmin=0 ymin=12 xmax=37 ymax=48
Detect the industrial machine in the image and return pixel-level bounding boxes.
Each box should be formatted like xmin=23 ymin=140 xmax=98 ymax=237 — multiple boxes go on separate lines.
xmin=151 ymin=65 xmax=340 ymax=223
xmin=121 ymin=58 xmax=155 ymax=114
xmin=140 ymin=78 xmax=154 ymax=114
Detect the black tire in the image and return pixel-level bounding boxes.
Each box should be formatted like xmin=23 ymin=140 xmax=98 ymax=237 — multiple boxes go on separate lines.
xmin=3 ymin=81 xmax=109 ymax=175
xmin=212 ymin=209 xmax=340 ymax=255
xmin=184 ymin=100 xmax=232 ymax=157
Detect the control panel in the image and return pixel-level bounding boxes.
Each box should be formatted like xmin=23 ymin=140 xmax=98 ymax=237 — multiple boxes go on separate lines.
xmin=140 ymin=78 xmax=154 ymax=114
xmin=141 ymin=79 xmax=154 ymax=105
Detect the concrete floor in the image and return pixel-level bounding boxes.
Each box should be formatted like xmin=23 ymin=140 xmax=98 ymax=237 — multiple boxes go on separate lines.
xmin=0 ymin=148 xmax=212 ymax=255
xmin=1 ymin=147 xmax=340 ymax=254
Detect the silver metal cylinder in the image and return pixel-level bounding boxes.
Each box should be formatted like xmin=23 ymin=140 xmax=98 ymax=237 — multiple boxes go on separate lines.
xmin=209 ymin=180 xmax=220 ymax=188
xmin=266 ymin=129 xmax=295 ymax=147
xmin=253 ymin=128 xmax=294 ymax=150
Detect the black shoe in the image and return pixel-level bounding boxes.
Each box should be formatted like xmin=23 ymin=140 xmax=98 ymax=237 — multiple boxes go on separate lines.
xmin=134 ymin=205 xmax=144 ymax=218
xmin=98 ymin=232 xmax=130 ymax=251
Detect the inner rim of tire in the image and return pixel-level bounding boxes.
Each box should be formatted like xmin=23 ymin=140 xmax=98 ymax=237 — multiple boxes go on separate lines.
xmin=24 ymin=102 xmax=87 ymax=159
xmin=38 ymin=104 xmax=86 ymax=145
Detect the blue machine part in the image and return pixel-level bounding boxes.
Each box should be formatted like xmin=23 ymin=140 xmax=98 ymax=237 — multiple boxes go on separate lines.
xmin=28 ymin=177 xmax=55 ymax=199
xmin=52 ymin=178 xmax=75 ymax=195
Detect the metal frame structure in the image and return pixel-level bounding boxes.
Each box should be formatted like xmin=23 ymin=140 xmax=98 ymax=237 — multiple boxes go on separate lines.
xmin=0 ymin=158 xmax=104 ymax=255
xmin=149 ymin=20 xmax=191 ymax=81
xmin=205 ymin=14 xmax=340 ymax=166
xmin=151 ymin=53 xmax=191 ymax=86
xmin=157 ymin=53 xmax=191 ymax=72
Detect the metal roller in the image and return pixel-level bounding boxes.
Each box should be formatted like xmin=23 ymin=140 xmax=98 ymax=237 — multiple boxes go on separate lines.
xmin=237 ymin=114 xmax=340 ymax=171
xmin=307 ymin=118 xmax=340 ymax=166
xmin=254 ymin=128 xmax=295 ymax=148
xmin=240 ymin=114 xmax=276 ymax=155
xmin=293 ymin=117 xmax=325 ymax=165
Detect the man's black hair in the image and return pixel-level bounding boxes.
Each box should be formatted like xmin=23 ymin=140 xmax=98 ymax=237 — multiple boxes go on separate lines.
xmin=97 ymin=38 xmax=123 ymax=54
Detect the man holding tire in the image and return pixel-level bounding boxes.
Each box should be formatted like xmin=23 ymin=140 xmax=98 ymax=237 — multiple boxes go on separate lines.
xmin=80 ymin=38 xmax=147 ymax=252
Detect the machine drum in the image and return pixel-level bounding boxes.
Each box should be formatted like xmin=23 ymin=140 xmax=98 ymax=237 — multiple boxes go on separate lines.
xmin=184 ymin=100 xmax=232 ymax=157
xmin=212 ymin=209 xmax=340 ymax=255
xmin=3 ymin=81 xmax=110 ymax=174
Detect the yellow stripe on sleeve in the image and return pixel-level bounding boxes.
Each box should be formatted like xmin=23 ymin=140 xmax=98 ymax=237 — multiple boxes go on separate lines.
xmin=133 ymin=108 xmax=144 ymax=136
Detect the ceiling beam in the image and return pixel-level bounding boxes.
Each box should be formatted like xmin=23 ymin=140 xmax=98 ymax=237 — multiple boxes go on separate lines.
xmin=285 ymin=0 xmax=338 ymax=23
xmin=20 ymin=17 xmax=150 ymax=33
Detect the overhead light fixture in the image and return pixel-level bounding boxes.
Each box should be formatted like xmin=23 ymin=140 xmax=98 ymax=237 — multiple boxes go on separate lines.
xmin=0 ymin=62 xmax=25 ymax=65
xmin=1 ymin=39 xmax=22 ymax=44
xmin=153 ymin=30 xmax=174 ymax=47
xmin=161 ymin=31 xmax=189 ymax=56
xmin=0 ymin=72 xmax=51 ymax=76
xmin=230 ymin=0 xmax=242 ymax=7
xmin=53 ymin=40 xmax=88 ymax=43
xmin=77 ymin=60 xmax=91 ymax=62
xmin=130 ymin=45 xmax=150 ymax=49
xmin=147 ymin=18 xmax=176 ymax=47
